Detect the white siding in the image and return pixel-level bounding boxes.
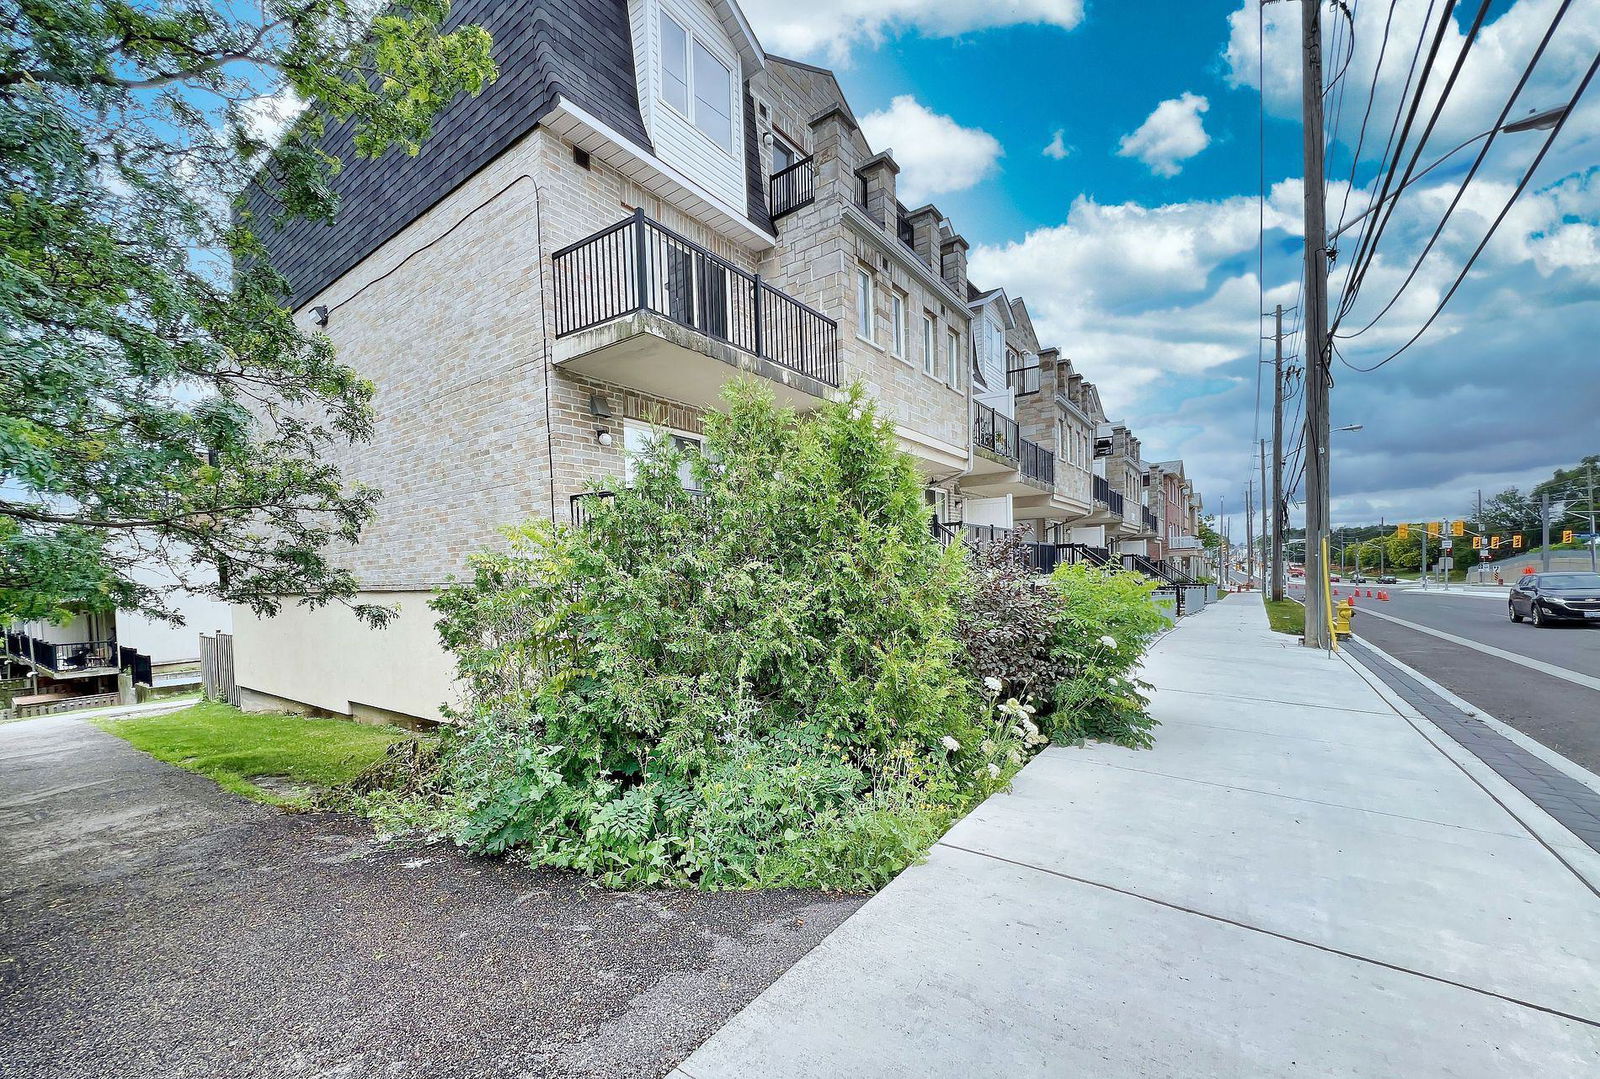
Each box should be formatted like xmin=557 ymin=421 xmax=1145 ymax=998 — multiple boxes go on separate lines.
xmin=631 ymin=0 xmax=746 ymax=213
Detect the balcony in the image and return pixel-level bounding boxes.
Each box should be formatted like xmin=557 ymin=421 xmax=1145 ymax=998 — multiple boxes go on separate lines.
xmin=1142 ymin=507 xmax=1160 ymax=534
xmin=965 ymin=402 xmax=1055 ymax=499
xmin=1169 ymin=535 xmax=1203 ymax=550
xmin=4 ymin=632 xmax=151 ymax=683
xmin=770 ymin=156 xmax=816 ymax=219
xmin=552 ymin=210 xmax=839 ymax=411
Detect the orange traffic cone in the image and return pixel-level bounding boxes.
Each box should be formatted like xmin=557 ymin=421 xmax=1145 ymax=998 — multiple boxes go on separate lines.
xmin=1377 ymin=591 xmax=1389 ymax=601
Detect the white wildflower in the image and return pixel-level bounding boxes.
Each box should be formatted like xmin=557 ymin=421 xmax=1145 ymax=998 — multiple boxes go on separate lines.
xmin=1007 ymin=749 xmax=1023 ymax=765
xmin=1099 ymin=635 xmax=1118 ymax=649
xmin=980 ymin=739 xmax=996 ymax=755
xmin=1022 ymin=703 xmax=1037 ymax=715
xmin=983 ymin=676 xmax=1003 ymax=693
xmin=940 ymin=736 xmax=961 ymax=753
xmin=987 ymin=763 xmax=1002 ymax=779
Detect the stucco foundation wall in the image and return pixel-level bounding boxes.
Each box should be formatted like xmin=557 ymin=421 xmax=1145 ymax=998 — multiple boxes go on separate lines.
xmin=231 ymin=593 xmax=457 ymax=724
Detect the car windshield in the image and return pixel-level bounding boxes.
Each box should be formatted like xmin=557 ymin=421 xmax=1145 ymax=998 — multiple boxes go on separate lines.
xmin=1537 ymin=574 xmax=1600 ymax=589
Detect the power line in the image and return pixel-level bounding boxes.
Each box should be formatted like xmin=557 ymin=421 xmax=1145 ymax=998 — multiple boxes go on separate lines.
xmin=1337 ymin=0 xmax=1577 ymax=339
xmin=1332 ymin=0 xmax=1401 ymax=240
xmin=1339 ymin=0 xmax=1496 ymax=317
xmin=1338 ymin=49 xmax=1598 ymax=372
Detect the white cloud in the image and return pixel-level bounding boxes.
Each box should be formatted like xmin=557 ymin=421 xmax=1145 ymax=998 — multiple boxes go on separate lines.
xmin=970 ymin=165 xmax=1600 ymax=525
xmin=1116 ymin=93 xmax=1211 ymax=177
xmin=1223 ymin=0 xmax=1600 ymax=171
xmin=1043 ymin=130 xmax=1072 ymax=160
xmin=239 ymin=87 xmax=305 ymax=148
xmin=742 ymin=0 xmax=1084 ymax=63
xmin=858 ymin=96 xmax=1002 ymax=205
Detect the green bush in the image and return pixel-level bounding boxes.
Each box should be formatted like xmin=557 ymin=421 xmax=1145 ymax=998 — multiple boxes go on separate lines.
xmin=1042 ymin=563 xmax=1168 ymax=749
xmin=956 ymin=533 xmax=1074 ymax=700
xmin=425 ymin=381 xmax=1038 ymax=889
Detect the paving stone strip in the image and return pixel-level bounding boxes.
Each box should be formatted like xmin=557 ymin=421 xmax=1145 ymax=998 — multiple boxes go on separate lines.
xmin=1346 ymin=639 xmax=1600 ymax=856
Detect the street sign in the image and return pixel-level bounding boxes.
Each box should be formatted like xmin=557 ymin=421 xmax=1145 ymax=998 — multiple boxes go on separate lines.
xmin=1439 ymin=556 xmax=1454 ymax=571
xmin=1441 ymin=537 xmax=1453 ymax=551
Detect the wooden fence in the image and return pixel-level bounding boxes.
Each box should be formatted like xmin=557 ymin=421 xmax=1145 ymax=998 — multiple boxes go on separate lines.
xmin=200 ymin=632 xmax=239 ymax=707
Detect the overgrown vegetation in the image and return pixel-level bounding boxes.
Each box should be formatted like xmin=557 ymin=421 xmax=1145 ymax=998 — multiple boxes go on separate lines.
xmin=338 ymin=384 xmax=1168 ymax=890
xmin=100 ymin=701 xmax=418 ymax=805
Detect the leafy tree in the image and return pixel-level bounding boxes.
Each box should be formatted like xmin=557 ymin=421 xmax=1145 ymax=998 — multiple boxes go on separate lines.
xmin=2 ymin=1 xmax=496 ymax=626
xmin=1475 ymin=487 xmax=1540 ymax=537
xmin=1196 ymin=514 xmax=1223 ymax=550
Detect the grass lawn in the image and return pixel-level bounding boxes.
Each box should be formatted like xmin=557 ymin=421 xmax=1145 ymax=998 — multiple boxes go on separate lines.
xmin=98 ymin=701 xmax=422 ymax=805
xmin=1263 ymin=596 xmax=1305 ymax=636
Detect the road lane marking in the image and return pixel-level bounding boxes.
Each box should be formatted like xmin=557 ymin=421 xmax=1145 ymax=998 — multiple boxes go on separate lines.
xmin=1358 ymin=607 xmax=1600 ymax=694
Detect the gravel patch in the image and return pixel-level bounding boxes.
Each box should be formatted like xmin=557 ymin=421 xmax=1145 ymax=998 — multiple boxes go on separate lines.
xmin=0 ymin=715 xmax=863 ymax=1078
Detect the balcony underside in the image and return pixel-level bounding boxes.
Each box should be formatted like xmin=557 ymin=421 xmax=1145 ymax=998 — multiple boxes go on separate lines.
xmin=554 ymin=312 xmax=833 ymax=413
xmin=4 ymin=654 xmax=117 ymax=681
xmin=962 ymin=448 xmax=1053 ymax=499
xmin=1012 ymin=491 xmax=1094 ymax=518
xmin=895 ymin=425 xmax=969 ymax=475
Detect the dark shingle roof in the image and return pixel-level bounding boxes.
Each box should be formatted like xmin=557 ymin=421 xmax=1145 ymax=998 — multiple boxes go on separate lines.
xmin=247 ymin=0 xmax=651 ymax=305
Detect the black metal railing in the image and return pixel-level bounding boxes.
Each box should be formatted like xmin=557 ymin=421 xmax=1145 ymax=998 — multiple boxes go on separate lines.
xmin=1007 ymin=359 xmax=1041 ymax=396
xmin=1092 ymin=475 xmax=1125 ymax=518
xmin=569 ymin=487 xmax=711 ymax=528
xmin=1142 ymin=507 xmax=1159 ymax=533
xmin=4 ymin=632 xmax=121 ymax=673
xmin=896 ymin=209 xmax=916 ymax=248
xmin=1019 ymin=439 xmax=1055 ymax=486
xmin=551 ymin=209 xmax=839 ymax=387
xmin=770 ymin=156 xmax=815 ymax=219
xmin=960 ymin=530 xmax=1122 ymax=576
xmin=1121 ymin=553 xmax=1176 ymax=583
xmin=930 ymin=514 xmax=960 ymax=548
xmin=974 ymin=401 xmax=1019 ymax=461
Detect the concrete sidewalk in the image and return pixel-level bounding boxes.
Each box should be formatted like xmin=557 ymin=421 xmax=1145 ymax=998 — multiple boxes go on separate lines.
xmin=672 ymin=595 xmax=1600 ymax=1078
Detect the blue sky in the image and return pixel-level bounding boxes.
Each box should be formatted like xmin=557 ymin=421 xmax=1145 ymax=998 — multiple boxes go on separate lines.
xmin=741 ymin=0 xmax=1600 ymax=532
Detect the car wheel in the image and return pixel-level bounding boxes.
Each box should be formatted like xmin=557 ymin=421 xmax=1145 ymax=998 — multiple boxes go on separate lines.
xmin=1510 ymin=603 xmax=1523 ymax=623
xmin=1532 ymin=603 xmax=1547 ymax=627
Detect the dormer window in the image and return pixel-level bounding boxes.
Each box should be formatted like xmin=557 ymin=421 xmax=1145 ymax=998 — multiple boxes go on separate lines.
xmin=659 ymin=10 xmax=734 ymax=153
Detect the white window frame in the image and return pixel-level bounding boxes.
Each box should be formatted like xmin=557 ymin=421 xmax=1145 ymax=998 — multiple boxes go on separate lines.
xmin=657 ymin=8 xmax=736 ymax=156
xmin=891 ymin=292 xmax=906 ymax=359
xmin=856 ymin=268 xmax=874 ymax=343
xmin=923 ymin=315 xmax=937 ymax=377
xmin=623 ymin=419 xmax=703 ymax=489
xmin=947 ymin=329 xmax=962 ymax=389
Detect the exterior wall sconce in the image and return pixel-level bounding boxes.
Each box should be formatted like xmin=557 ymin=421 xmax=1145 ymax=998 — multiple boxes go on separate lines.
xmin=596 ymin=428 xmax=613 ymax=447
xmin=312 ymin=305 xmax=329 ymax=327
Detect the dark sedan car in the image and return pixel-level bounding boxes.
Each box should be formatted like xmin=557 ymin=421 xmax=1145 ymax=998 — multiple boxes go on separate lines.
xmin=1509 ymin=572 xmax=1600 ymax=627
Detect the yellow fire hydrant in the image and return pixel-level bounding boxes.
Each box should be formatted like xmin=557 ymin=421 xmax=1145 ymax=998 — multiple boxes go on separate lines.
xmin=1333 ymin=597 xmax=1356 ymax=639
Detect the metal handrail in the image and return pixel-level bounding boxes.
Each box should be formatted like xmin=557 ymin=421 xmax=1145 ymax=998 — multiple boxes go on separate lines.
xmin=770 ymin=155 xmax=816 ymax=219
xmin=552 ymin=210 xmax=840 ymax=386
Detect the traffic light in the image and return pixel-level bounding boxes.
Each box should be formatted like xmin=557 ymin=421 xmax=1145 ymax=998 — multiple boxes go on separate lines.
xmin=1564 ymin=530 xmax=1575 ymax=544
xmin=1452 ymin=520 xmax=1465 ymax=536
xmin=1513 ymin=535 xmax=1523 ymax=550
xmin=1491 ymin=536 xmax=1501 ymax=549
xmin=1471 ymin=536 xmax=1481 ymax=549
xmin=1427 ymin=521 xmax=1440 ymax=537
xmin=1397 ymin=522 xmax=1409 ymax=538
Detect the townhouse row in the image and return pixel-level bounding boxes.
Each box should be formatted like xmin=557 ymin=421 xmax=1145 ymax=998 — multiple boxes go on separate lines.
xmin=212 ymin=0 xmax=1211 ymax=725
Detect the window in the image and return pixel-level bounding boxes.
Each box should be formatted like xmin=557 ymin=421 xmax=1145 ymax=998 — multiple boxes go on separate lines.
xmin=947 ymin=330 xmax=962 ymax=389
xmin=660 ymin=14 xmax=690 ymax=114
xmin=658 ymin=11 xmax=733 ymax=152
xmin=856 ymin=268 xmax=873 ymax=341
xmin=772 ymin=136 xmax=798 ymax=173
xmin=923 ymin=315 xmax=937 ymax=377
xmin=624 ymin=421 xmax=702 ymax=489
xmin=691 ymin=40 xmax=733 ymax=149
xmin=891 ymin=293 xmax=906 ymax=358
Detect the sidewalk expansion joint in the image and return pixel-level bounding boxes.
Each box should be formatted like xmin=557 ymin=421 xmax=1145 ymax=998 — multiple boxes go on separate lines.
xmin=937 ymin=841 xmax=1600 ymax=1031
xmin=1344 ymin=639 xmax=1600 ymax=896
xmin=1067 ymin=757 xmax=1535 ymax=843
xmin=1153 ymin=685 xmax=1399 ymax=717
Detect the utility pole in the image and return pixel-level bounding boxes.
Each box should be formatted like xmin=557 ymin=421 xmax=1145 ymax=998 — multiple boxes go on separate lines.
xmin=1245 ymin=479 xmax=1256 ymax=591
xmin=1476 ymin=489 xmax=1484 ymax=583
xmin=1259 ymin=439 xmax=1270 ymax=595
xmin=1270 ymin=304 xmax=1286 ymax=602
xmin=1589 ymin=464 xmax=1597 ymax=572
xmin=1298 ymin=0 xmax=1333 ymax=648
xmin=1541 ymin=493 xmax=1551 ymax=571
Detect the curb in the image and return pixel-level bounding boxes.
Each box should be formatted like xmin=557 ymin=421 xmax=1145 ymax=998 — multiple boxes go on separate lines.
xmin=1339 ymin=638 xmax=1600 ymax=896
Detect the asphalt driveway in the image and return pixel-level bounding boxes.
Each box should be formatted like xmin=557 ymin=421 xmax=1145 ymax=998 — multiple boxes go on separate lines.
xmin=0 ymin=715 xmax=861 ymax=1079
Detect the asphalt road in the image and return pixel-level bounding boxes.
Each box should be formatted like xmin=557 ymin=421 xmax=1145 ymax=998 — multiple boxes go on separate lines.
xmin=1 ymin=715 xmax=862 ymax=1079
xmin=1331 ymin=585 xmax=1600 ymax=775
